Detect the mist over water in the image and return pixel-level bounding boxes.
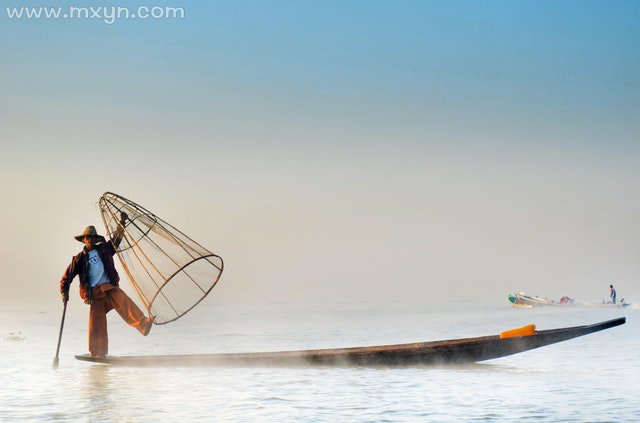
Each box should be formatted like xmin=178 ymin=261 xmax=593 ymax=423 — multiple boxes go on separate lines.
xmin=1 ymin=301 xmax=637 ymax=422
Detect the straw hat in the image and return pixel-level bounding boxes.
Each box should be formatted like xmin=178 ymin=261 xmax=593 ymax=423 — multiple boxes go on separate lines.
xmin=74 ymin=226 xmax=106 ymax=243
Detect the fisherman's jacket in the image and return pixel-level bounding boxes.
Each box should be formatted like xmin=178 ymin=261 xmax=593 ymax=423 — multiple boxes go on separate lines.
xmin=59 ymin=241 xmax=120 ymax=304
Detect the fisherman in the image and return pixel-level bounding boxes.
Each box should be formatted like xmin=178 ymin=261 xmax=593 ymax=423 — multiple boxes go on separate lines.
xmin=59 ymin=212 xmax=152 ymax=357
xmin=610 ymin=284 xmax=617 ymax=304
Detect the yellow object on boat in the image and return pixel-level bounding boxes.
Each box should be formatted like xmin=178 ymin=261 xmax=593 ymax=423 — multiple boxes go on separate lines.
xmin=500 ymin=324 xmax=536 ymax=339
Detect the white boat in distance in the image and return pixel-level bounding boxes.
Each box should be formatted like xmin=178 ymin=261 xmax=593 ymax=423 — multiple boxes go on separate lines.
xmin=508 ymin=292 xmax=630 ymax=308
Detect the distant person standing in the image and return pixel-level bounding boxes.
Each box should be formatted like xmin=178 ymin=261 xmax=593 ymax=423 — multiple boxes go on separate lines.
xmin=610 ymin=284 xmax=617 ymax=304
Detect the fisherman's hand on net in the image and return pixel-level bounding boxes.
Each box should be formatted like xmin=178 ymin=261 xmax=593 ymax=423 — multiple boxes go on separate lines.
xmin=120 ymin=211 xmax=128 ymax=224
xmin=61 ymin=291 xmax=69 ymax=304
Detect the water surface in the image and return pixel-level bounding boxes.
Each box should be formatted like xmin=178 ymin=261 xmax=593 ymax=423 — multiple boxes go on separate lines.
xmin=1 ymin=301 xmax=637 ymax=422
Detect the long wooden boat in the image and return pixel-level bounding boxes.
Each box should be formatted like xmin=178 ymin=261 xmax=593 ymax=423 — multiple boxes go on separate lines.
xmin=508 ymin=292 xmax=630 ymax=308
xmin=75 ymin=317 xmax=625 ymax=367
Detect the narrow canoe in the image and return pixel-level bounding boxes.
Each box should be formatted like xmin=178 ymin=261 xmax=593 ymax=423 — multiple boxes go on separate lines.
xmin=75 ymin=317 xmax=625 ymax=367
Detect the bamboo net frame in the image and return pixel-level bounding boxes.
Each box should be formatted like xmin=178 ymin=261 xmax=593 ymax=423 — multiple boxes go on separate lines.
xmin=98 ymin=192 xmax=224 ymax=325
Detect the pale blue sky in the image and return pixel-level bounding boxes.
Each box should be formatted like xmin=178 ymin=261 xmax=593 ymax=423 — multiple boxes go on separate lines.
xmin=1 ymin=1 xmax=639 ymax=307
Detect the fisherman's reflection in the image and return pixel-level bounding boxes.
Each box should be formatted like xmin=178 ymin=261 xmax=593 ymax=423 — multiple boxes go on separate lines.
xmin=83 ymin=365 xmax=117 ymax=418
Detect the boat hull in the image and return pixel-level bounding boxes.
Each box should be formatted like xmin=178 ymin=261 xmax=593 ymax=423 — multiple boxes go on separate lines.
xmin=75 ymin=317 xmax=625 ymax=367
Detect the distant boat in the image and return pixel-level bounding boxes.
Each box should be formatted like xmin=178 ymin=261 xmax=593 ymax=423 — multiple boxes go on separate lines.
xmin=508 ymin=292 xmax=630 ymax=308
xmin=75 ymin=318 xmax=625 ymax=367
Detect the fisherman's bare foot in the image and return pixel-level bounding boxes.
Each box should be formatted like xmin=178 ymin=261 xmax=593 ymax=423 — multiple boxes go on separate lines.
xmin=142 ymin=318 xmax=153 ymax=336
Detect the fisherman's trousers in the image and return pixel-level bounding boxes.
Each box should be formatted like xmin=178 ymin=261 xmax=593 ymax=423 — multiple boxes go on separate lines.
xmin=89 ymin=283 xmax=150 ymax=357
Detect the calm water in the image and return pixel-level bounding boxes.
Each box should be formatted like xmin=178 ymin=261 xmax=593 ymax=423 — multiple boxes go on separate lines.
xmin=1 ymin=301 xmax=638 ymax=422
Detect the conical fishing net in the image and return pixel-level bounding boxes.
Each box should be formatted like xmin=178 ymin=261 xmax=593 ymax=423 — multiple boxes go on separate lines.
xmin=99 ymin=192 xmax=224 ymax=324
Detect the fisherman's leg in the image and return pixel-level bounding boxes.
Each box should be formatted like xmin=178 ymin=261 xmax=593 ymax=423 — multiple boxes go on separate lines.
xmin=88 ymin=298 xmax=111 ymax=357
xmin=108 ymin=287 xmax=152 ymax=335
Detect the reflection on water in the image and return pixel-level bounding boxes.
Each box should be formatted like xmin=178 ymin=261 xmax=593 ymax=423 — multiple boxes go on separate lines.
xmin=83 ymin=365 xmax=117 ymax=421
xmin=0 ymin=302 xmax=638 ymax=422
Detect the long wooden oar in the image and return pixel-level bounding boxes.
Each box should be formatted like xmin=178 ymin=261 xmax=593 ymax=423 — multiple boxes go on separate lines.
xmin=52 ymin=301 xmax=68 ymax=369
